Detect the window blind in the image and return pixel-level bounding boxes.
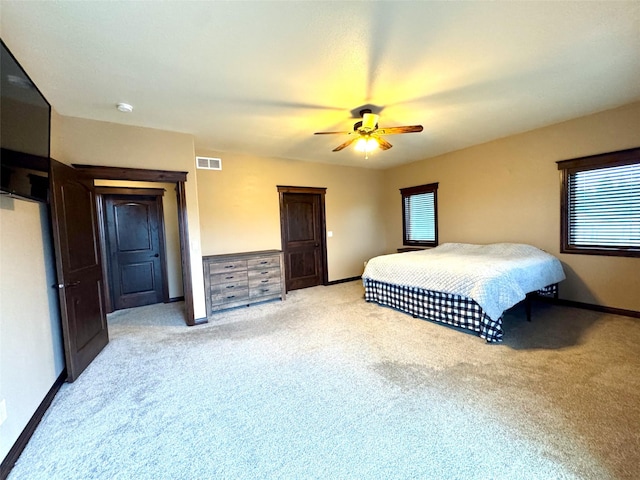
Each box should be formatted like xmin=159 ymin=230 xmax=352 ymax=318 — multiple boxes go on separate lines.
xmin=404 ymin=191 xmax=436 ymax=242
xmin=568 ymin=163 xmax=640 ymax=248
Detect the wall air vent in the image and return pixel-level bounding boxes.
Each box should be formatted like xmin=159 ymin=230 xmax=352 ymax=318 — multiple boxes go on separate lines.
xmin=196 ymin=156 xmax=222 ymax=171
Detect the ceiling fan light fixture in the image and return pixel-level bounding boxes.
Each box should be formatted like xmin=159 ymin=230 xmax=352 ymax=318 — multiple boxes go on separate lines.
xmin=314 ymin=108 xmax=421 ymax=155
xmin=354 ymin=136 xmax=379 ymax=153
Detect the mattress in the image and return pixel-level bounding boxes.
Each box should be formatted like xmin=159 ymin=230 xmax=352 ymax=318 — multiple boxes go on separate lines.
xmin=362 ymin=243 xmax=566 ymax=321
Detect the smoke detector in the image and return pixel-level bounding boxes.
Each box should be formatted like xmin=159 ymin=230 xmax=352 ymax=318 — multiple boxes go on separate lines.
xmin=116 ymin=103 xmax=133 ymax=113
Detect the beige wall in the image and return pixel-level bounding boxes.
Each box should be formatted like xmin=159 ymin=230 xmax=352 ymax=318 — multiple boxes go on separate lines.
xmin=51 ymin=114 xmax=206 ymax=318
xmin=382 ymin=102 xmax=640 ymax=311
xmin=0 ymin=198 xmax=64 ymax=460
xmin=195 ymin=152 xmax=385 ymax=281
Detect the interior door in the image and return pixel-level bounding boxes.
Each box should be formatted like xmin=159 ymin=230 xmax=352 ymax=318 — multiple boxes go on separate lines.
xmin=49 ymin=159 xmax=108 ymax=382
xmin=103 ymin=194 xmax=167 ymax=310
xmin=279 ymin=189 xmax=327 ymax=291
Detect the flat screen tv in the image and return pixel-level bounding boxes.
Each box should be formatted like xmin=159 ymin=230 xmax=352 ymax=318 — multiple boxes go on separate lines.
xmin=1 ymin=39 xmax=51 ymax=203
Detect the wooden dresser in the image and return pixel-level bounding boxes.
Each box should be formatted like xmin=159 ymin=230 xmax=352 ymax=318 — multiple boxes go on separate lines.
xmin=203 ymin=250 xmax=286 ymax=315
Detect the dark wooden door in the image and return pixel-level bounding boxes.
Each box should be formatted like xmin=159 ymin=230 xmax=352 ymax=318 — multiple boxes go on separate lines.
xmin=279 ymin=188 xmax=327 ymax=291
xmin=103 ymin=194 xmax=167 ymax=310
xmin=49 ymin=159 xmax=108 ymax=382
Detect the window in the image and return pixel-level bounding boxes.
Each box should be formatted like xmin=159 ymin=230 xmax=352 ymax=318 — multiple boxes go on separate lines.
xmin=557 ymin=147 xmax=640 ymax=257
xmin=401 ymin=182 xmax=438 ymax=247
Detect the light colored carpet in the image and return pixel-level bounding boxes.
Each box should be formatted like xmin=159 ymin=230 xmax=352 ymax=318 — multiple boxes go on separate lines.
xmin=8 ymin=281 xmax=640 ymax=479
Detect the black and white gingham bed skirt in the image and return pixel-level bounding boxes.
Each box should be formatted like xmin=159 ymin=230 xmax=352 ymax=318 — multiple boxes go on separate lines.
xmin=363 ymin=279 xmax=558 ymax=343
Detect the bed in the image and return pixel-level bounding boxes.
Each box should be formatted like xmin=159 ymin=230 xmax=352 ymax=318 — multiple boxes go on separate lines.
xmin=362 ymin=243 xmax=566 ymax=342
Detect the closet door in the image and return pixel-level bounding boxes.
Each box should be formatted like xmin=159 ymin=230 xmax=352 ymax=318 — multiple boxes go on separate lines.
xmin=103 ymin=193 xmax=167 ymax=310
xmin=278 ymin=186 xmax=327 ymax=291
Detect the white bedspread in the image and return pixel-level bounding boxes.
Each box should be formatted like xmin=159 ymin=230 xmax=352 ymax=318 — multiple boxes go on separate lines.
xmin=362 ymin=243 xmax=565 ymax=320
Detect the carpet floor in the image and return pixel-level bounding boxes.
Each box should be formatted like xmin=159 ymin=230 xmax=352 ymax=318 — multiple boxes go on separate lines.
xmin=8 ymin=281 xmax=640 ymax=479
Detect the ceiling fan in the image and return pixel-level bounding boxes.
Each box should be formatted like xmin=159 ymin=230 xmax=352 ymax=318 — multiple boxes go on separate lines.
xmin=314 ymin=108 xmax=423 ymax=155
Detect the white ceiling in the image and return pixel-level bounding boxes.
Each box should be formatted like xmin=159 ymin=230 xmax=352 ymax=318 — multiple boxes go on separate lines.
xmin=2 ymin=1 xmax=639 ymax=169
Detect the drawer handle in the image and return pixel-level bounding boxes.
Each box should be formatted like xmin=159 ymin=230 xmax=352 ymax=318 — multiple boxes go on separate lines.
xmin=260 ymin=271 xmax=269 ymax=275
xmin=225 ymin=276 xmax=234 ymax=279
xmin=261 ymin=279 xmax=269 ymax=283
xmin=261 ymin=288 xmax=270 ymax=293
xmin=224 ymin=265 xmax=235 ymax=269
xmin=260 ymin=261 xmax=269 ymax=264
xmin=226 ymin=285 xmax=235 ymax=289
xmin=226 ymin=295 xmax=235 ymax=299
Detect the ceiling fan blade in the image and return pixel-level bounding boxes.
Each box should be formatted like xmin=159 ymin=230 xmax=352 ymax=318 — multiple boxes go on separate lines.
xmin=314 ymin=131 xmax=352 ymax=135
xmin=376 ymin=125 xmax=423 ymax=135
xmin=333 ymin=138 xmax=357 ymax=152
xmin=377 ymin=137 xmax=393 ymax=150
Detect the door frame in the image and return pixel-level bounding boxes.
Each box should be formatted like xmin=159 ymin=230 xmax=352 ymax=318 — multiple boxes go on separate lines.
xmin=73 ymin=164 xmax=196 ymax=325
xmin=277 ymin=185 xmax=328 ymax=290
xmin=96 ymin=186 xmax=170 ymax=313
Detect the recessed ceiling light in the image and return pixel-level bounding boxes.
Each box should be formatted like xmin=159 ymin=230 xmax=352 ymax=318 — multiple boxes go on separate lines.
xmin=116 ymin=103 xmax=133 ymax=113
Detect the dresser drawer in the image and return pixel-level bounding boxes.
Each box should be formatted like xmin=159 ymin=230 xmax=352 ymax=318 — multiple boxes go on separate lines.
xmin=211 ymin=289 xmax=249 ymax=305
xmin=249 ymin=274 xmax=280 ymax=289
xmin=208 ymin=259 xmax=247 ymax=275
xmin=211 ymin=271 xmax=246 ymax=285
xmin=249 ymin=283 xmax=282 ymax=299
xmin=247 ymin=256 xmax=280 ymax=270
xmin=210 ymin=279 xmax=248 ymax=295
xmin=248 ymin=267 xmax=280 ymax=281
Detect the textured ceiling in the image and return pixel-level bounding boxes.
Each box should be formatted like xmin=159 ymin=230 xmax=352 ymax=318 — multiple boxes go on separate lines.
xmin=2 ymin=1 xmax=639 ymax=169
